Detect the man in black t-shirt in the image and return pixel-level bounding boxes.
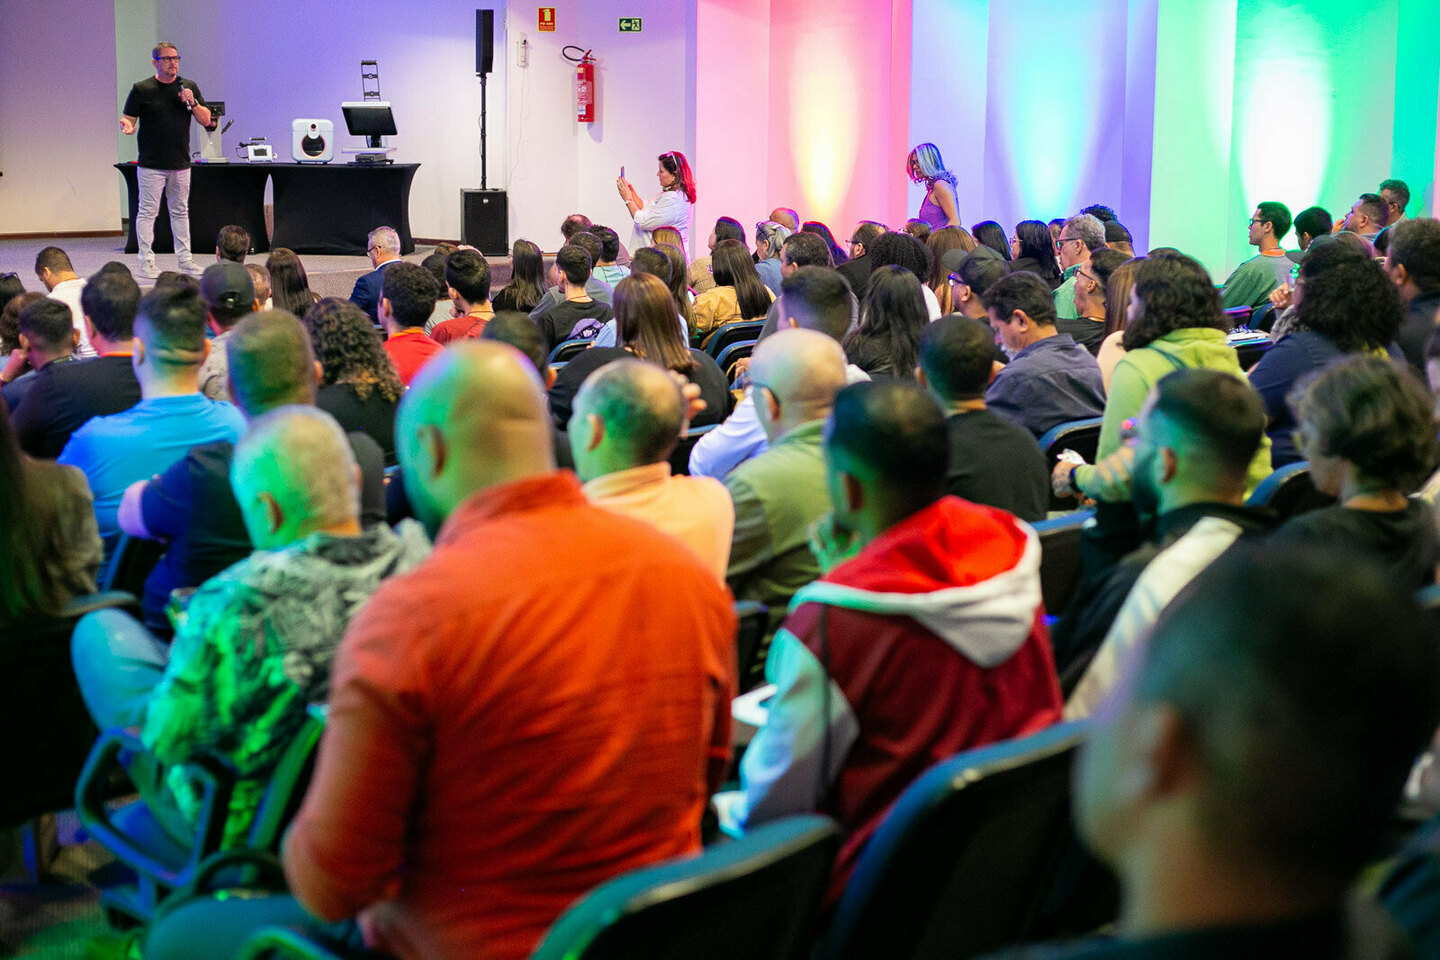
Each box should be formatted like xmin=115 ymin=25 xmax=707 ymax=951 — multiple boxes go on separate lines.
xmin=121 ymin=42 xmax=212 ymax=280
xmin=534 ymin=243 xmax=614 ymax=352
xmin=917 ymin=314 xmax=1049 ymax=522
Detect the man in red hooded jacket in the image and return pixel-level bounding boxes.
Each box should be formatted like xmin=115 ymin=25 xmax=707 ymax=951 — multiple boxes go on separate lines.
xmin=728 ymin=379 xmax=1063 ymax=889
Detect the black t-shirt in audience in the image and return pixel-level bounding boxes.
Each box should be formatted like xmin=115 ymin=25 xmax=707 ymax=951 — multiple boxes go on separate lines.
xmin=122 ymin=75 xmax=204 ymax=170
xmin=944 ymin=409 xmax=1049 ymax=523
xmin=1271 ymin=500 xmax=1440 ymax=588
xmin=547 ymin=346 xmax=728 ymax=431
xmin=1055 ymin=317 xmax=1107 ymax=356
xmin=316 ymin=382 xmax=399 ymax=467
xmin=138 ymin=432 xmax=388 ymax=634
xmin=535 ymin=299 xmax=614 ymax=354
xmin=12 ymin=354 xmax=142 ymax=459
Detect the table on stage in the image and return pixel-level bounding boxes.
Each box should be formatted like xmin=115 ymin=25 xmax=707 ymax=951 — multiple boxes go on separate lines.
xmin=115 ymin=161 xmax=419 ymax=257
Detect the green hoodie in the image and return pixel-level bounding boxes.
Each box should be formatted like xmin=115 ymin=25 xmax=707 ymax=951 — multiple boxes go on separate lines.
xmin=1079 ymin=327 xmax=1273 ymax=496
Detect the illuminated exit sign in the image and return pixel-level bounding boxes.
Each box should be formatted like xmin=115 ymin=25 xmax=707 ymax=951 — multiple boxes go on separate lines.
xmin=619 ymin=17 xmax=642 ymax=32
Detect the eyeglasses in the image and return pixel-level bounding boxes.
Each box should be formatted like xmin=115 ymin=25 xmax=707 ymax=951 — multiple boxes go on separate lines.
xmin=1249 ymin=218 xmax=1267 ymax=226
xmin=1058 ymin=236 xmax=1083 ymax=246
xmin=155 ymin=55 xmax=181 ymax=62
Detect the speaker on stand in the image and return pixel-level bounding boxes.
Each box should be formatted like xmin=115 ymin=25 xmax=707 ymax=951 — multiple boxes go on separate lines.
xmin=463 ymin=10 xmax=508 ymax=257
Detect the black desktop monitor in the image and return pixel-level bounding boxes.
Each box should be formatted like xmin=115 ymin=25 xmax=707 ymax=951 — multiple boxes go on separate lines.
xmin=341 ymin=101 xmax=397 ymax=148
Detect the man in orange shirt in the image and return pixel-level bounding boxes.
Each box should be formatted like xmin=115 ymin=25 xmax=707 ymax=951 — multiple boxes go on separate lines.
xmin=430 ymin=249 xmax=495 ymax=344
xmin=147 ymin=341 xmax=737 ymax=960
xmin=379 ymin=262 xmax=443 ymax=386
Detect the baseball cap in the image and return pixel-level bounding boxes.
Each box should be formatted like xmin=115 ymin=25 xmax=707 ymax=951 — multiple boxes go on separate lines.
xmin=941 ymin=244 xmax=1002 ymax=276
xmin=200 ymin=261 xmax=255 ymax=310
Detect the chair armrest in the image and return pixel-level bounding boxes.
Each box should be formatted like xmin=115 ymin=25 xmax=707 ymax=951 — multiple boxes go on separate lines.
xmin=64 ymin=590 xmax=141 ymax=618
xmin=76 ymin=726 xmax=239 ymax=889
xmin=239 ymin=926 xmax=358 ymax=960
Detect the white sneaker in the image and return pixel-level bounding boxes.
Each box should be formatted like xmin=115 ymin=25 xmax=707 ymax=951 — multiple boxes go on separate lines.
xmin=139 ymin=260 xmax=160 ymax=280
xmin=179 ymin=259 xmax=204 ymax=278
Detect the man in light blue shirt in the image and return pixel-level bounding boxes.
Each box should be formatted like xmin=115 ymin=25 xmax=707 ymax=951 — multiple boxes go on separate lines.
xmin=60 ymin=284 xmax=245 ymax=554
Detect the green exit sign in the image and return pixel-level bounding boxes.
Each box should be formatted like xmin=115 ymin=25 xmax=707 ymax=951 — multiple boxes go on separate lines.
xmin=619 ymin=17 xmax=642 ymax=32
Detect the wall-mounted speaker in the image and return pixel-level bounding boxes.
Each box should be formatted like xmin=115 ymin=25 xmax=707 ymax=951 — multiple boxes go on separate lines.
xmin=462 ymin=189 xmax=508 ymax=256
xmin=477 ymin=10 xmax=495 ymax=75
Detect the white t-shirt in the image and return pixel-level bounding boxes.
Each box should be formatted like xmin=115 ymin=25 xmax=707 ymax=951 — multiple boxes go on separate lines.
xmin=48 ymin=277 xmax=95 ymax=358
xmin=631 ymin=190 xmax=693 ymax=254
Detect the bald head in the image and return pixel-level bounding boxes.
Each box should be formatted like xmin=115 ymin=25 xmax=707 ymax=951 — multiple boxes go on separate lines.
xmin=750 ymin=327 xmax=848 ymax=441
xmin=231 ymin=406 xmax=360 ymax=550
xmin=398 ymin=340 xmax=556 ymax=534
xmin=571 ymin=359 xmax=686 ymax=482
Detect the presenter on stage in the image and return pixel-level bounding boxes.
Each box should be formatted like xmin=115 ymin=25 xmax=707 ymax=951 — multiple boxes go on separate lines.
xmin=121 ymin=42 xmax=212 ymax=279
xmin=907 ymin=142 xmax=960 ymax=230
xmin=617 ymin=151 xmax=696 ymax=254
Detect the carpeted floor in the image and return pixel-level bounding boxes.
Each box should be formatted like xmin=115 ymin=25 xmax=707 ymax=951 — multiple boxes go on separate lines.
xmin=1 ymin=815 xmax=129 ymax=960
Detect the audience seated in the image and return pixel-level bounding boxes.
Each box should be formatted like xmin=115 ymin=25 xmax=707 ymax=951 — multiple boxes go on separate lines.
xmin=753 ymin=221 xmax=792 ymax=295
xmin=724 ymin=379 xmax=1061 ymax=892
xmin=2 ymin=297 xmax=78 ymax=412
xmin=837 ymin=220 xmax=886 ymax=300
xmin=1061 ymin=253 xmax=1272 ymax=503
xmin=918 ymin=315 xmax=1048 ymax=522
xmin=1249 ymin=244 xmax=1403 ymax=466
xmin=13 ymin=271 xmax=142 ymax=458
xmin=1060 ymin=247 xmax=1129 ymax=355
xmin=991 ymin=545 xmax=1438 ymax=960
xmin=34 ymin=245 xmax=95 ymax=357
xmin=1104 ymin=219 xmax=1135 ymax=257
xmin=265 ymin=247 xmax=320 ymax=316
xmin=530 ymin=244 xmax=615 ymax=353
xmin=245 ymin=262 xmax=271 ymax=309
xmin=1386 ymin=218 xmax=1440 ymax=376
xmin=420 ymin=251 xmax=453 ymax=333
xmin=769 ymin=206 xmax=801 ymax=233
xmin=490 ymin=239 xmax=549 ymax=314
xmin=592 ymin=246 xmax=686 ymax=347
xmin=348 ymin=226 xmax=404 ymax=323
xmin=196 ymin=262 xmax=260 ymax=401
xmin=482 ymin=310 xmax=576 ymax=471
xmin=942 ymin=244 xmax=1009 ymax=325
xmin=430 ymin=249 xmax=495 ymax=344
xmin=843 ymin=265 xmax=928 ymax=379
xmin=306 ymin=299 xmax=404 ymax=466
xmin=802 ymin=219 xmax=849 ymax=265
xmin=655 ymin=240 xmax=697 ymax=334
xmin=379 ymin=262 xmax=444 ymax=386
xmin=571 ymin=358 xmax=734 ymax=577
xmin=215 ymin=224 xmax=249 ymax=264
xmin=0 ymin=389 xmax=102 ymax=625
xmin=147 ymin=340 xmax=736 ymax=960
xmin=1008 ymin=219 xmax=1064 ymax=289
xmin=925 ymin=225 xmax=976 ymax=314
xmin=725 ymin=328 xmax=848 ymax=636
xmin=72 ymin=404 xmax=428 ymax=847
xmin=1293 ymin=205 xmax=1333 ymax=252
xmin=1272 ymin=355 xmax=1438 ymax=587
xmin=57 ymin=285 xmax=244 ymax=550
xmin=868 ymin=230 xmax=942 ymax=319
xmin=1342 ymin=192 xmax=1389 ymax=242
xmin=1221 ymin=201 xmax=1294 ymax=309
xmin=972 ymin=220 xmax=1012 ymax=261
xmin=756 ymin=231 xmax=833 ymax=339
xmin=1062 ymin=369 xmax=1272 ymax=716
xmin=693 ymin=238 xmax=774 ymax=336
xmin=984 ymin=272 xmax=1106 ymax=438
xmin=590 ymin=225 xmax=631 ymax=287
xmin=690 ymin=267 xmax=867 ymax=479
xmin=1096 ymin=257 xmax=1145 ymax=388
xmin=689 ymin=216 xmax=746 ymax=294
xmin=1052 ymin=214 xmax=1107 ymax=320
xmin=121 ymin=310 xmax=388 ymax=636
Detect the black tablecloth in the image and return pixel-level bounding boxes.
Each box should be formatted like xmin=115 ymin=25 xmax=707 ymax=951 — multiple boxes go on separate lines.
xmin=116 ymin=162 xmax=271 ymax=256
xmin=269 ymin=163 xmax=418 ymax=256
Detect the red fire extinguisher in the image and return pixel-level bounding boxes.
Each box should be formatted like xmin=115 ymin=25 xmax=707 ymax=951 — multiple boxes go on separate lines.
xmin=575 ymin=50 xmax=595 ymax=123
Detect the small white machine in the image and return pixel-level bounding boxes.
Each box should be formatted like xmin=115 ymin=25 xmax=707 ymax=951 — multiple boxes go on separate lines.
xmin=246 ymin=141 xmax=274 ymax=162
xmin=292 ymin=118 xmax=334 ymax=163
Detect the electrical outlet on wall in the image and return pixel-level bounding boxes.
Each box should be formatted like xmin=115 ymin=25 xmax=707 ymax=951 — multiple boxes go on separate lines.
xmin=517 ymin=33 xmax=529 ymax=67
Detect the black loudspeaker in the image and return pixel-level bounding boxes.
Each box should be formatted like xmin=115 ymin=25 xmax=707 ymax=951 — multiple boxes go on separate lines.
xmin=476 ymin=10 xmax=494 ymax=75
xmin=462 ymin=189 xmax=508 ymax=256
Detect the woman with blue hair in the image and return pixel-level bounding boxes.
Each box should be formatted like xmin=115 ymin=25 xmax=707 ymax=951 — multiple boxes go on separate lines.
xmin=907 ymin=142 xmax=960 ymax=230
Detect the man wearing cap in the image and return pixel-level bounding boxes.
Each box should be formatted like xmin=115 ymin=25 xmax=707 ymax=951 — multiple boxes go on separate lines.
xmin=196 ymin=262 xmax=259 ymax=401
xmin=943 ymin=245 xmax=1009 ymax=325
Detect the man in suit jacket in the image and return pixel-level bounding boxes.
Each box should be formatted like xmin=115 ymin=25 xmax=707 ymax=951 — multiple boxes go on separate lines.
xmin=350 ymin=226 xmax=403 ymax=323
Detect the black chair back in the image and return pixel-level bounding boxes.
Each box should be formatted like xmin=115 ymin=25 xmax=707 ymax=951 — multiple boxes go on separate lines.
xmin=669 ymin=424 xmax=717 ymax=477
xmin=101 ymin=533 xmax=168 ymax=596
xmin=532 ymin=815 xmax=841 ymax=960
xmin=715 ymin=339 xmax=757 ymax=384
xmin=702 ymin=319 xmax=766 ymax=357
xmin=1233 ymin=337 xmax=1272 ymax=372
xmin=817 ymin=723 xmax=1090 ymax=960
xmin=734 ymin=601 xmax=771 ymax=693
xmin=1034 ymin=511 xmax=1094 ymax=618
xmin=548 ymin=337 xmax=595 ymax=365
xmin=1245 ymin=461 xmax=1335 ymax=520
xmin=1036 ymin=417 xmax=1103 ymax=511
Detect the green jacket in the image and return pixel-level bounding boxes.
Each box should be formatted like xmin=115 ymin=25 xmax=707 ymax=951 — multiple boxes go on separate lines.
xmin=1081 ymin=327 xmax=1273 ymax=496
xmin=725 ymin=419 xmax=828 ymax=635
xmin=1053 ymin=264 xmax=1080 ymax=319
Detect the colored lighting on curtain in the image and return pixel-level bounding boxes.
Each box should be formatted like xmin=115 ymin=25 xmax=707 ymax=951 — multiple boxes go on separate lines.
xmin=790 ymin=26 xmax=860 ymax=221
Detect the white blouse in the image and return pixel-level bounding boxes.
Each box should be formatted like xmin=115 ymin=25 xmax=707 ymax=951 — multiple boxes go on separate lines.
xmin=631 ymin=189 xmax=693 ymax=254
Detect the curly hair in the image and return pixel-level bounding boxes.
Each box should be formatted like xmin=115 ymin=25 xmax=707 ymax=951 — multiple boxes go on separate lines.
xmin=302 ymin=298 xmax=403 ymax=404
xmin=1122 ymin=251 xmax=1227 ymax=351
xmin=1289 ymin=355 xmax=1438 ymax=492
xmin=1293 ymin=246 xmax=1402 ymax=353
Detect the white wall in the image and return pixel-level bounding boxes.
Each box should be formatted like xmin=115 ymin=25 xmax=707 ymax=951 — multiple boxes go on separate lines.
xmin=154 ymin=0 xmax=510 ymax=241
xmin=0 ymin=0 xmax=120 ymax=233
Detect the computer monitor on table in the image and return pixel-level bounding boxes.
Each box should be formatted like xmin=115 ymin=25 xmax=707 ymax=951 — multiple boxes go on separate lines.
xmin=341 ymin=101 xmax=397 ymax=149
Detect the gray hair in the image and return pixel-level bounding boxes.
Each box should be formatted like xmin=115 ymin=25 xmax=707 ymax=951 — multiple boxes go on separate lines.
xmin=368 ymin=226 xmax=401 ymax=255
xmin=232 ymin=406 xmax=359 ymax=532
xmin=1064 ymin=214 xmax=1107 ymax=252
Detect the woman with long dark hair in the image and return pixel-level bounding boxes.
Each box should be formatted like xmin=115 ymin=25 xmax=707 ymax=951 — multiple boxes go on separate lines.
xmin=693 ymin=239 xmax=774 ymax=336
xmin=654 ymin=241 xmax=696 ymax=334
xmin=549 ymin=274 xmax=728 ymax=429
xmin=907 ymin=142 xmax=961 ymax=229
xmin=303 ymin=298 xmax=405 ymax=465
xmin=491 ymin=239 xmax=548 ymax=313
xmin=972 ymin=221 xmax=1011 ymax=261
xmin=802 ymin=221 xmax=848 ymax=264
xmin=618 ymin=150 xmax=697 ymax=253
xmin=265 ymin=248 xmax=320 ymax=315
xmin=1008 ymin=220 xmax=1064 ymax=288
xmin=0 ymin=396 xmax=102 ymax=624
xmin=844 ymin=266 xmax=929 ymax=379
